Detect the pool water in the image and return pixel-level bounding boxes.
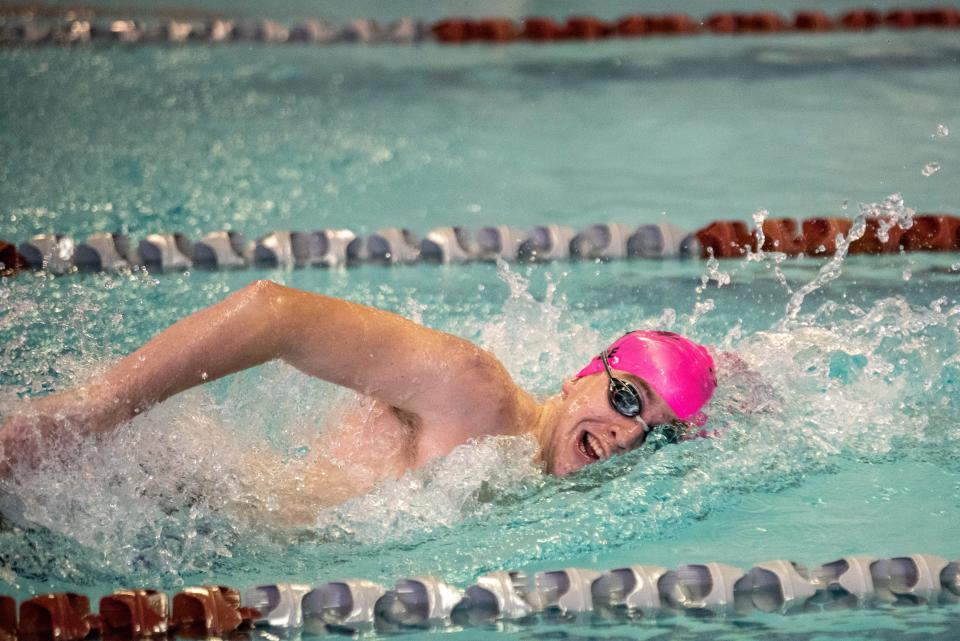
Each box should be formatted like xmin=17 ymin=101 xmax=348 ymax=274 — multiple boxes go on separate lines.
xmin=2 ymin=31 xmax=959 ymax=239
xmin=2 ymin=8 xmax=960 ymax=640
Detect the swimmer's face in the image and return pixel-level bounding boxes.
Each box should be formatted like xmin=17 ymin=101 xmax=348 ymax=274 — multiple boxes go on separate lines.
xmin=543 ymin=370 xmax=679 ymax=476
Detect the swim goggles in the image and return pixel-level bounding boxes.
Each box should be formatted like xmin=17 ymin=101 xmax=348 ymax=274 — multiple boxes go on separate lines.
xmin=600 ymin=349 xmax=682 ymax=445
xmin=600 ymin=349 xmax=643 ymax=417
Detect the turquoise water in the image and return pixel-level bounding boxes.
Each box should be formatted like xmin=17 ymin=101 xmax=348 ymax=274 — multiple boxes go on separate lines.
xmin=1 ymin=31 xmax=959 ymax=239
xmin=2 ymin=15 xmax=960 ymax=640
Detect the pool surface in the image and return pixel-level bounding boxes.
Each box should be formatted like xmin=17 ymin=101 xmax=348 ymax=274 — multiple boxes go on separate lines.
xmin=1 ymin=3 xmax=959 ymax=639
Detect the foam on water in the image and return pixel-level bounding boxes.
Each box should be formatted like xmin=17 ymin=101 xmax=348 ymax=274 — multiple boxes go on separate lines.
xmin=1 ymin=195 xmax=959 ymax=597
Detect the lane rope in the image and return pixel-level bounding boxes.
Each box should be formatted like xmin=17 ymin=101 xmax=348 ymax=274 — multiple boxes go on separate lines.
xmin=2 ymin=553 xmax=958 ymax=638
xmin=2 ymin=214 xmax=959 ymax=276
xmin=0 ymin=7 xmax=958 ymax=45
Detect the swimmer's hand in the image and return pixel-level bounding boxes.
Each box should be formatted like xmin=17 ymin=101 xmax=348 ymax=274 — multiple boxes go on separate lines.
xmin=0 ymin=386 xmax=119 ymax=477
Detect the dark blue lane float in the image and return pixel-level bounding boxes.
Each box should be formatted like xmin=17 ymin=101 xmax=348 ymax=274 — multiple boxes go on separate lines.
xmin=3 ymin=554 xmax=958 ymax=639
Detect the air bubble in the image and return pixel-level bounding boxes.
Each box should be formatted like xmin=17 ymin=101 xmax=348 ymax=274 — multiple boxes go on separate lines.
xmin=934 ymin=124 xmax=949 ymax=138
xmin=922 ymin=162 xmax=941 ymax=177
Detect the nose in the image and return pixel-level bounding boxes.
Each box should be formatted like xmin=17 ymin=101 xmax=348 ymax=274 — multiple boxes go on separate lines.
xmin=609 ymin=420 xmax=648 ymax=451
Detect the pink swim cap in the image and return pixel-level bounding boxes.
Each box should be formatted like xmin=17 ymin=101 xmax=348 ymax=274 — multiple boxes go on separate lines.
xmin=575 ymin=330 xmax=717 ymax=424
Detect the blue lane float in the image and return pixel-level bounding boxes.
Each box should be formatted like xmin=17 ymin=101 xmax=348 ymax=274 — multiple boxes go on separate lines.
xmin=73 ymin=232 xmax=133 ymax=272
xmin=253 ymin=229 xmax=359 ymax=268
xmin=0 ymin=15 xmax=431 ymax=46
xmin=288 ymin=19 xmax=338 ymax=43
xmin=18 ymin=234 xmax=75 ymax=274
xmin=191 ymin=231 xmax=252 ymax=269
xmin=374 ymin=576 xmax=463 ymax=629
xmin=517 ymin=224 xmax=577 ymax=262
xmin=365 ymin=227 xmax=422 ymax=264
xmin=476 ymin=225 xmax=527 ymax=262
xmin=302 ymin=579 xmax=385 ymax=632
xmin=629 ymin=222 xmax=701 ymax=259
xmin=138 ymin=233 xmax=192 ymax=272
xmin=420 ymin=226 xmax=473 ymax=264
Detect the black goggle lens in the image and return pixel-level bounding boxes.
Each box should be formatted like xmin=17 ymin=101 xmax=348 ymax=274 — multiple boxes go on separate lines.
xmin=600 ymin=349 xmax=684 ymax=446
xmin=600 ymin=350 xmax=644 ymax=418
xmin=609 ymin=380 xmax=642 ymax=417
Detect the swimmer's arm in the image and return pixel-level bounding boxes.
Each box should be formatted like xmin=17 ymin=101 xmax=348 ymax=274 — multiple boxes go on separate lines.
xmin=1 ymin=280 xmax=291 ymax=474
xmin=3 ymin=280 xmax=522 ymax=444
xmin=272 ymin=282 xmax=529 ymax=445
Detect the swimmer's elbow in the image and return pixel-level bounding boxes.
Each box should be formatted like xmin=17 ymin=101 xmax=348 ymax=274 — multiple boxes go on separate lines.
xmin=228 ymin=279 xmax=291 ymax=352
xmin=234 ymin=279 xmax=288 ymax=311
xmin=239 ymin=278 xmax=284 ymax=300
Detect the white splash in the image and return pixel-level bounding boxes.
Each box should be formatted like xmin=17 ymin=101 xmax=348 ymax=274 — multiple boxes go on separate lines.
xmin=471 ymin=262 xmax=599 ymax=392
xmin=777 ymin=193 xmax=915 ymax=330
xmin=313 ymin=436 xmax=542 ymax=544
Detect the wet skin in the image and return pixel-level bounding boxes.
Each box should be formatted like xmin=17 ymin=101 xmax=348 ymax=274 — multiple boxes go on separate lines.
xmin=0 ymin=280 xmax=682 ymax=521
xmin=534 ymin=369 xmax=680 ymax=477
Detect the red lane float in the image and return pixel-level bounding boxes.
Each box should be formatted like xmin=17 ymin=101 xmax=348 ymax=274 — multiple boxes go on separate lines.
xmin=18 ymin=594 xmax=96 ymax=641
xmin=564 ymin=16 xmax=610 ymax=39
xmin=99 ymin=590 xmax=168 ymax=639
xmin=916 ymin=7 xmax=960 ymax=26
xmin=847 ymin=217 xmax=906 ymax=254
xmin=649 ymin=13 xmax=700 ymax=34
xmin=744 ymin=12 xmax=791 ymax=32
xmin=881 ymin=8 xmax=959 ymax=28
xmin=0 ymin=240 xmax=26 ymax=276
xmin=431 ymin=18 xmax=469 ymax=43
xmin=758 ymin=218 xmax=804 ymax=255
xmin=695 ymin=220 xmax=756 ymax=258
xmin=521 ymin=17 xmax=564 ymax=40
xmin=705 ymin=13 xmax=741 ymax=34
xmin=841 ymin=9 xmax=883 ymax=30
xmin=886 ymin=8 xmax=920 ymax=28
xmin=705 ymin=12 xmax=791 ymax=34
xmin=1 ymin=596 xmax=15 ymax=641
xmin=794 ymin=11 xmax=835 ymax=31
xmin=899 ymin=214 xmax=960 ymax=252
xmin=170 ymin=586 xmax=257 ymax=637
xmin=802 ymin=218 xmax=853 ymax=255
xmin=616 ymin=14 xmax=650 ymax=36
xmin=471 ymin=18 xmax=518 ymax=42
xmin=433 ymin=18 xmax=520 ymax=43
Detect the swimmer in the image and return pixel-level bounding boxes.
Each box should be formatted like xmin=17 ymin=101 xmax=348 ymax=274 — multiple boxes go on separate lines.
xmin=0 ymin=281 xmax=716 ymax=516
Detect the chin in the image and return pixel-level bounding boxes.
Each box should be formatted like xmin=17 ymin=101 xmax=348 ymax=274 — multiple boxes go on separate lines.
xmin=550 ymin=456 xmax=587 ymax=477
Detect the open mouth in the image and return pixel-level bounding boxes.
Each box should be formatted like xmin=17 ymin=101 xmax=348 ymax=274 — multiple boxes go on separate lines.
xmin=578 ymin=431 xmax=604 ymax=461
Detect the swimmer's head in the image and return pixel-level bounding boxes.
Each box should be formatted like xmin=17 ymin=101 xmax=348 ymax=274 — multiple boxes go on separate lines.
xmin=538 ymin=330 xmax=716 ymax=476
xmin=574 ymin=330 xmax=717 ymax=425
